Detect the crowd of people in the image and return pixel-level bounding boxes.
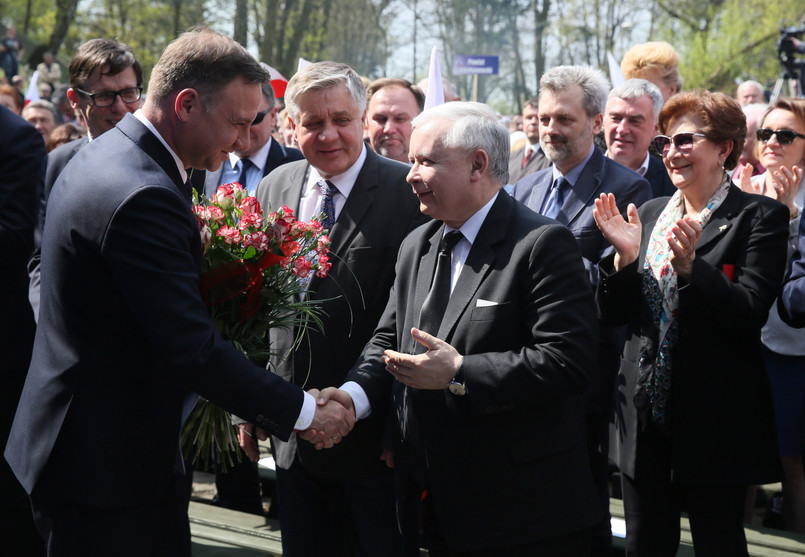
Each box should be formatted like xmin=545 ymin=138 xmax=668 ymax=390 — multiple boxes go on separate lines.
xmin=2 ymin=22 xmax=805 ymax=557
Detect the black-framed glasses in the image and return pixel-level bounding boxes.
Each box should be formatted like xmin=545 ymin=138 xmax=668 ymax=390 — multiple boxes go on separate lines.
xmin=756 ymin=128 xmax=805 ymax=145
xmin=652 ymin=132 xmax=707 ymax=156
xmin=76 ymin=86 xmax=142 ymax=107
xmin=252 ymin=108 xmax=271 ymax=125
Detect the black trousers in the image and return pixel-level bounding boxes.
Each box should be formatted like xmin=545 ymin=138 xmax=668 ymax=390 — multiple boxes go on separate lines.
xmin=30 ymin=472 xmax=191 ymax=557
xmin=621 ymin=472 xmax=749 ymax=557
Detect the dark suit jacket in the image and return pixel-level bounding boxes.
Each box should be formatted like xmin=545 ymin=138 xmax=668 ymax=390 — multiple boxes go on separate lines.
xmin=779 ymin=213 xmax=805 ymax=327
xmin=348 ymin=192 xmax=601 ymax=551
xmin=5 ymin=114 xmax=305 ymax=508
xmin=0 ymin=106 xmax=41 ymax=379
xmin=512 ymin=147 xmax=650 ymax=412
xmin=203 ymin=139 xmax=303 ymax=197
xmin=28 ymin=136 xmax=90 ymax=319
xmin=255 ymin=148 xmax=427 ymax=478
xmin=598 ymin=186 xmax=787 ymax=485
xmin=644 ymin=153 xmax=676 ymax=199
xmin=507 ymin=144 xmax=550 ymax=183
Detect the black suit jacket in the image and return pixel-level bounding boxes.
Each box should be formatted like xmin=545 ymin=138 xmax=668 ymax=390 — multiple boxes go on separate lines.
xmin=348 ymin=192 xmax=601 ymax=551
xmin=5 ymin=114 xmax=305 ymax=508
xmin=507 ymin=144 xmax=550 ymax=183
xmin=781 ymin=213 xmax=805 ymax=326
xmin=255 ymin=148 xmax=427 ymax=478
xmin=203 ymin=138 xmax=304 ymax=197
xmin=644 ymin=153 xmax=676 ymax=199
xmin=598 ymin=186 xmax=787 ymax=485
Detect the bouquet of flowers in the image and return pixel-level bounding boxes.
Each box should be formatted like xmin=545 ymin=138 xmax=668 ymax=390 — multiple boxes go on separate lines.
xmin=182 ymin=182 xmax=332 ymax=470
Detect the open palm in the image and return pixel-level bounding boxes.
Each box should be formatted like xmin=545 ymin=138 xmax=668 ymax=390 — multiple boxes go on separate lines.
xmin=593 ymin=193 xmax=642 ymax=268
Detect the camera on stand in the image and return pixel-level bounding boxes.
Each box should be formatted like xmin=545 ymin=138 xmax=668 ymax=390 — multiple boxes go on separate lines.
xmin=774 ymin=24 xmax=805 ymax=99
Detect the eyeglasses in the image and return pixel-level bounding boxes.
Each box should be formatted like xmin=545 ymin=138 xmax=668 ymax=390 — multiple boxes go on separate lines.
xmin=756 ymin=128 xmax=805 ymax=145
xmin=252 ymin=108 xmax=271 ymax=126
xmin=652 ymin=132 xmax=708 ymax=156
xmin=76 ymin=86 xmax=142 ymax=107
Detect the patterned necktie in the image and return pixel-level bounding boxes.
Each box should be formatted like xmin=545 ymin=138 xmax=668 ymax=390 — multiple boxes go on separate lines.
xmin=316 ymin=179 xmax=338 ymax=233
xmin=542 ymin=176 xmax=568 ymax=220
xmin=522 ymin=147 xmax=532 ymax=169
xmin=237 ymin=158 xmax=253 ymax=190
xmin=417 ymin=230 xmax=463 ymax=339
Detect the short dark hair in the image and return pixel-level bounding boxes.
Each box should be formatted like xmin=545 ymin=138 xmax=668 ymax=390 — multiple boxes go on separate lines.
xmin=659 ymin=90 xmax=745 ymax=170
xmin=523 ymin=97 xmax=539 ymax=112
xmin=147 ymin=26 xmax=268 ymax=110
xmin=366 ymin=78 xmax=425 ymax=112
xmin=69 ymin=39 xmax=142 ymax=90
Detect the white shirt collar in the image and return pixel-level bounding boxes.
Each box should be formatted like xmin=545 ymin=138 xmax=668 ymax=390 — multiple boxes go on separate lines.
xmin=229 ymin=136 xmax=273 ymax=174
xmin=304 ymin=143 xmax=367 ymax=199
xmin=133 ymin=110 xmax=187 ymax=183
xmin=636 ymin=151 xmax=651 ymax=177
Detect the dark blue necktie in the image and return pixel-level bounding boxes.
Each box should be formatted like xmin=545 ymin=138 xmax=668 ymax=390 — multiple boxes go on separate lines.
xmin=542 ymin=176 xmax=568 ymax=220
xmin=417 ymin=230 xmax=463 ymax=339
xmin=237 ymin=158 xmax=253 ymax=190
xmin=317 ymin=179 xmax=337 ymax=233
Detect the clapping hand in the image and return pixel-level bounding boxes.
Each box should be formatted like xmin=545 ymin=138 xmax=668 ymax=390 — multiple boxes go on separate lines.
xmin=593 ymin=193 xmax=642 ymax=270
xmin=297 ymin=388 xmax=356 ymax=450
xmin=666 ymin=217 xmax=702 ymax=281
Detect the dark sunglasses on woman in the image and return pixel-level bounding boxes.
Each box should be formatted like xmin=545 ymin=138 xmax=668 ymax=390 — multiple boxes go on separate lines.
xmin=756 ymin=128 xmax=805 ymax=145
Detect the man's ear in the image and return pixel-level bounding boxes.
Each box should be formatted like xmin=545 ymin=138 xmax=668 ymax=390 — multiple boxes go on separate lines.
xmin=174 ymin=88 xmax=201 ymax=123
xmin=470 ymin=149 xmax=489 ymax=182
xmin=66 ymin=88 xmax=81 ymax=110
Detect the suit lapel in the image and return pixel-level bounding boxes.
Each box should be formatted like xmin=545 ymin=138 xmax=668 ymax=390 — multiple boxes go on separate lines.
xmin=117 ymin=114 xmax=184 ymax=191
xmin=437 ymin=193 xmax=510 ymax=340
xmin=525 ymin=171 xmax=552 ymax=215
xmin=562 ymin=149 xmax=603 ymax=225
xmin=697 ymin=186 xmax=741 ymax=251
xmin=264 ymin=139 xmax=284 ymax=177
xmin=326 ymin=150 xmax=381 ymax=257
xmin=411 ymin=224 xmax=444 ymax=350
xmin=271 ymin=163 xmax=308 ymax=215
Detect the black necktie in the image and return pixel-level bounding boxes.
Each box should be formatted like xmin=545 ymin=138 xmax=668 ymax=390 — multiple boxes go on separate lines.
xmin=237 ymin=158 xmax=253 ymax=190
xmin=418 ymin=230 xmax=463 ymax=338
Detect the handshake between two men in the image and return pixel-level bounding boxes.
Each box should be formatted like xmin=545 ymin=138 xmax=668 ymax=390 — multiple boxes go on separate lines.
xmin=237 ymin=328 xmax=463 ymax=460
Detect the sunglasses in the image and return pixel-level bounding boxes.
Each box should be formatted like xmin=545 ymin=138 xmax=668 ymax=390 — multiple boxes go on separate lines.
xmin=652 ymin=132 xmax=707 ymax=156
xmin=756 ymin=128 xmax=805 ymax=145
xmin=252 ymin=108 xmax=271 ymax=126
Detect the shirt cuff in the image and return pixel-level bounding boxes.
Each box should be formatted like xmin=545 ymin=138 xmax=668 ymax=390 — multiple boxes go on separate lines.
xmin=295 ymin=391 xmax=317 ymax=430
xmin=340 ymin=381 xmax=371 ymax=420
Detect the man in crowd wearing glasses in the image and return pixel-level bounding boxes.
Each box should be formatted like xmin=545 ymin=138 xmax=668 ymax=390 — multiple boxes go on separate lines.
xmin=28 ymin=39 xmax=143 ymax=319
xmin=204 ymin=65 xmax=303 ymax=197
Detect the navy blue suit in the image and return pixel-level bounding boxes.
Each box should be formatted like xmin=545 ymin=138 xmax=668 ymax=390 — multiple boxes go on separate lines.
xmin=0 ymin=104 xmax=45 ymax=555
xmin=5 ymin=114 xmax=306 ymax=555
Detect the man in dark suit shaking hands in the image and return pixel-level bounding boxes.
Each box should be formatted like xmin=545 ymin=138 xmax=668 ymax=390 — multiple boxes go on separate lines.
xmin=323 ymin=102 xmax=602 ymax=555
xmin=244 ymin=61 xmax=426 ymax=557
xmin=5 ymin=27 xmax=354 ymax=557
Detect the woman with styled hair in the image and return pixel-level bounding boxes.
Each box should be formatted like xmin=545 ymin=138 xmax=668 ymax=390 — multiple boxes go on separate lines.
xmin=593 ymin=90 xmax=788 ymax=555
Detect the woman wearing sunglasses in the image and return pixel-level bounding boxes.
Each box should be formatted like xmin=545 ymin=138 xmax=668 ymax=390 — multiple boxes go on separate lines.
xmin=592 ymin=90 xmax=789 ymax=555
xmin=740 ymin=98 xmax=805 ymax=533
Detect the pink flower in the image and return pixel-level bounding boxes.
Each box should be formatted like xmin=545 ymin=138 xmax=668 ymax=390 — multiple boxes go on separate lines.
xmin=215 ymin=184 xmax=236 ymax=210
xmin=316 ymin=260 xmax=332 ymax=278
xmin=231 ymin=182 xmax=247 ymax=203
xmin=292 ymin=257 xmax=312 ymax=278
xmin=207 ymin=206 xmax=226 ymax=223
xmin=243 ymin=231 xmax=270 ymax=251
xmin=240 ymin=196 xmax=261 ymax=215
xmin=199 ymin=223 xmax=212 ymax=252
xmin=317 ymin=236 xmax=331 ymax=253
xmin=238 ymin=212 xmax=261 ymax=230
xmin=217 ymin=226 xmax=242 ymax=245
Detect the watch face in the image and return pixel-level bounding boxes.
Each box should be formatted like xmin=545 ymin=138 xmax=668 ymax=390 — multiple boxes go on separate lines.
xmin=448 ymin=381 xmax=467 ymax=396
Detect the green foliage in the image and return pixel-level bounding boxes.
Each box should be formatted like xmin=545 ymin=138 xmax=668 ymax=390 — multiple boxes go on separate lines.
xmin=655 ymin=0 xmax=803 ymax=92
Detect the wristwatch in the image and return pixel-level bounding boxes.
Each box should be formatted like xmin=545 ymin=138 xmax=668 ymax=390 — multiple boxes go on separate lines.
xmin=448 ymin=368 xmax=468 ymax=396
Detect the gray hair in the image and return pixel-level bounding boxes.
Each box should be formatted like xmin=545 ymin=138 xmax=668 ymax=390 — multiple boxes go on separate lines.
xmin=539 ymin=65 xmax=610 ymax=117
xmin=284 ymin=62 xmax=366 ymax=124
xmin=412 ymin=101 xmax=509 ymax=184
xmin=737 ymin=80 xmax=764 ymax=96
xmin=23 ymin=99 xmax=58 ymax=121
xmin=608 ymin=78 xmax=663 ymax=121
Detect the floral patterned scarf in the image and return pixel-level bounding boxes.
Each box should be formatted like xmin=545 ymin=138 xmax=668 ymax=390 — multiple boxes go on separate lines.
xmin=637 ymin=175 xmax=731 ymax=425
